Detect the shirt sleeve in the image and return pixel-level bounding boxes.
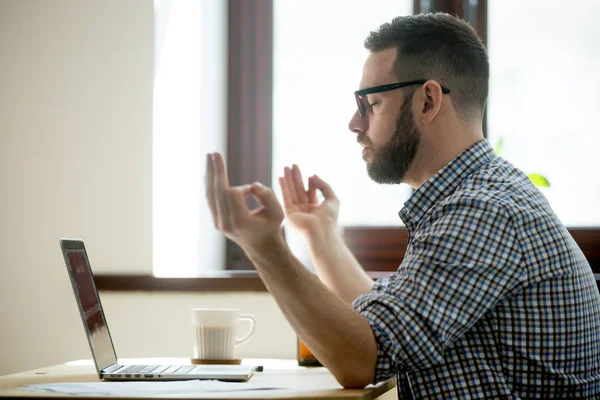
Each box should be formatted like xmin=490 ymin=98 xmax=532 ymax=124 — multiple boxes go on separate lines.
xmin=352 ymin=196 xmax=525 ymax=383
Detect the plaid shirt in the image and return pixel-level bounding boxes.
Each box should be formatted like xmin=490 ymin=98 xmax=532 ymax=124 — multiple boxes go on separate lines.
xmin=353 ymin=139 xmax=600 ymax=399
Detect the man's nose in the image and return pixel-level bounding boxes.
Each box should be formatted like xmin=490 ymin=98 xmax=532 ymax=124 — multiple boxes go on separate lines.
xmin=348 ymin=110 xmax=367 ymax=135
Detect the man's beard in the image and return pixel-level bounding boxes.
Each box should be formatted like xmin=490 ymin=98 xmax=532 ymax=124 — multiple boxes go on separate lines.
xmin=363 ymin=92 xmax=420 ymax=184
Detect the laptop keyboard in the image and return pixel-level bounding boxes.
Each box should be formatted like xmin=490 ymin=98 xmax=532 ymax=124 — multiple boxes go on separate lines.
xmin=117 ymin=365 xmax=193 ymax=374
xmin=115 ymin=364 xmax=231 ymax=375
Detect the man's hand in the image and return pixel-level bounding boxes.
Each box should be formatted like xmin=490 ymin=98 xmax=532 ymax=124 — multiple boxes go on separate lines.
xmin=279 ymin=164 xmax=374 ymax=303
xmin=279 ymin=164 xmax=339 ymax=238
xmin=205 ymin=152 xmax=284 ymax=250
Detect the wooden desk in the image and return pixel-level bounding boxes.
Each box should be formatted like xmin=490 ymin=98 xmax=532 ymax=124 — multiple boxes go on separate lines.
xmin=0 ymin=359 xmax=396 ymax=399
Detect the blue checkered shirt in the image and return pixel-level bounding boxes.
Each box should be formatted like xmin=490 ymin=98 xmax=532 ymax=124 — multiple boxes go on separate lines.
xmin=353 ymin=139 xmax=600 ymax=399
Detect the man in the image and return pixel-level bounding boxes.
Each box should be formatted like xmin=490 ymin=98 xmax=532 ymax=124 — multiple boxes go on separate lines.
xmin=205 ymin=13 xmax=600 ymax=399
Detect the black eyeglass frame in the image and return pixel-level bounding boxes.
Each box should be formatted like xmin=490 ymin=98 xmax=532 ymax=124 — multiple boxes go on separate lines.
xmin=354 ymin=79 xmax=451 ymax=117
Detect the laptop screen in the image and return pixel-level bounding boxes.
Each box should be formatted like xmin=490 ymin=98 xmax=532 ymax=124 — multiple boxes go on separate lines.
xmin=62 ymin=241 xmax=117 ymax=372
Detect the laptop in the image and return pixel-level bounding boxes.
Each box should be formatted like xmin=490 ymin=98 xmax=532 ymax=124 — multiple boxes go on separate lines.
xmin=59 ymin=238 xmax=255 ymax=382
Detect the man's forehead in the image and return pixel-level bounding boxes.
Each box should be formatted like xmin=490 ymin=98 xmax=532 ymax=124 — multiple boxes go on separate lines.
xmin=359 ymin=48 xmax=398 ymax=89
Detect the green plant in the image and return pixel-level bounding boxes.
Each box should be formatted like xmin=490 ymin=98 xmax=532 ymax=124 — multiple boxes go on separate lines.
xmin=494 ymin=137 xmax=550 ymax=188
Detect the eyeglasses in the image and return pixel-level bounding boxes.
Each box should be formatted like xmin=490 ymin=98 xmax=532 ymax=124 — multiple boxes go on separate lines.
xmin=354 ymin=79 xmax=451 ymax=117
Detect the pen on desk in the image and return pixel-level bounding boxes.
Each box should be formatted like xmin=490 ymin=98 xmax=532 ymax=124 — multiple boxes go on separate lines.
xmin=253 ymin=366 xmax=264 ymax=372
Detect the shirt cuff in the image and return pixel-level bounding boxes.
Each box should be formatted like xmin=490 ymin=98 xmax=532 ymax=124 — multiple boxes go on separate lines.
xmin=353 ymin=293 xmax=401 ymax=383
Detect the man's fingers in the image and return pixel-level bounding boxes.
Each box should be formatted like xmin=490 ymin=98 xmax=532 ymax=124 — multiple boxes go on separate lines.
xmin=311 ymin=174 xmax=338 ymax=201
xmin=211 ymin=152 xmax=230 ymax=188
xmin=307 ymin=176 xmax=318 ymax=204
xmin=291 ymin=164 xmax=309 ymax=203
xmin=284 ymin=167 xmax=299 ymax=204
xmin=225 ymin=185 xmax=252 ymax=230
xmin=211 ymin=153 xmax=231 ymax=230
xmin=205 ymin=154 xmax=218 ymax=228
xmin=250 ymin=182 xmax=284 ymax=221
xmin=279 ymin=177 xmax=294 ymax=211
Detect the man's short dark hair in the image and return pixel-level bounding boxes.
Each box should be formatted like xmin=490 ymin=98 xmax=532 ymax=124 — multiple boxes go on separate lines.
xmin=365 ymin=13 xmax=489 ymax=119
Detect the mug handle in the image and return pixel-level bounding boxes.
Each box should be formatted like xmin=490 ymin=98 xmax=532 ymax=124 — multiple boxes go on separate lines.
xmin=236 ymin=314 xmax=256 ymax=345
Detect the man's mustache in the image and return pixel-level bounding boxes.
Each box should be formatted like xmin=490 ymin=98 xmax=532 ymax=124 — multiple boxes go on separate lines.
xmin=357 ymin=135 xmax=372 ymax=147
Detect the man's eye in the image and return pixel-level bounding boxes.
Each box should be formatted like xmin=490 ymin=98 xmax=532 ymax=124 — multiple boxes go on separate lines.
xmin=368 ymin=101 xmax=379 ymax=109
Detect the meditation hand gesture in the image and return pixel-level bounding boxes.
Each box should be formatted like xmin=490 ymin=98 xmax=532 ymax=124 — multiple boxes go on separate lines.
xmin=205 ymin=152 xmax=284 ymax=250
xmin=278 ymin=165 xmax=340 ymax=238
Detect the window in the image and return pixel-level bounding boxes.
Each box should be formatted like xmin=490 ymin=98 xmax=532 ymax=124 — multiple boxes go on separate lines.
xmin=153 ymin=0 xmax=227 ymax=277
xmin=487 ymin=0 xmax=600 ymax=226
xmin=96 ymin=0 xmax=598 ymax=288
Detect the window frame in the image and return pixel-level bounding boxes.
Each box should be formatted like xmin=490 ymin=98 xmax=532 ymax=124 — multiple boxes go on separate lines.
xmin=224 ymin=0 xmax=273 ymax=271
xmin=95 ymin=0 xmax=600 ymax=292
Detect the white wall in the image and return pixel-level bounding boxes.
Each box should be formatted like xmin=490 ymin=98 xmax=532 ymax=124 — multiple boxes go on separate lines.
xmin=0 ymin=0 xmax=295 ymax=376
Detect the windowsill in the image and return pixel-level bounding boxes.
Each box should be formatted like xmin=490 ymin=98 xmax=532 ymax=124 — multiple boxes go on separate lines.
xmin=95 ymin=227 xmax=599 ymax=292
xmin=95 ymin=271 xmax=266 ymax=292
xmin=94 ymin=271 xmax=394 ymax=292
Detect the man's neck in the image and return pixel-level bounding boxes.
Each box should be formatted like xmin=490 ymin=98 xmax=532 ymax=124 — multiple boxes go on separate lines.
xmin=405 ymin=124 xmax=484 ymax=189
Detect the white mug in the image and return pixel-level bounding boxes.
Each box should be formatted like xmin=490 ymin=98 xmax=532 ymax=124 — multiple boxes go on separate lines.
xmin=191 ymin=308 xmax=256 ymax=360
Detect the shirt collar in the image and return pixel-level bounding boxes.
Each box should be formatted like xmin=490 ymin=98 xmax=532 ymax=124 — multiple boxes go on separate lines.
xmin=399 ymin=139 xmax=497 ymax=230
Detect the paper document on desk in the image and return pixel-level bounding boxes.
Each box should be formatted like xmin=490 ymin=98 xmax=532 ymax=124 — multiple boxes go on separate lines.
xmin=23 ymin=380 xmax=287 ymax=396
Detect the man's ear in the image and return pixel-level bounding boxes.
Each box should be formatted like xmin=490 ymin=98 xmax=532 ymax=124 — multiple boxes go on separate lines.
xmin=418 ymin=80 xmax=443 ymax=125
